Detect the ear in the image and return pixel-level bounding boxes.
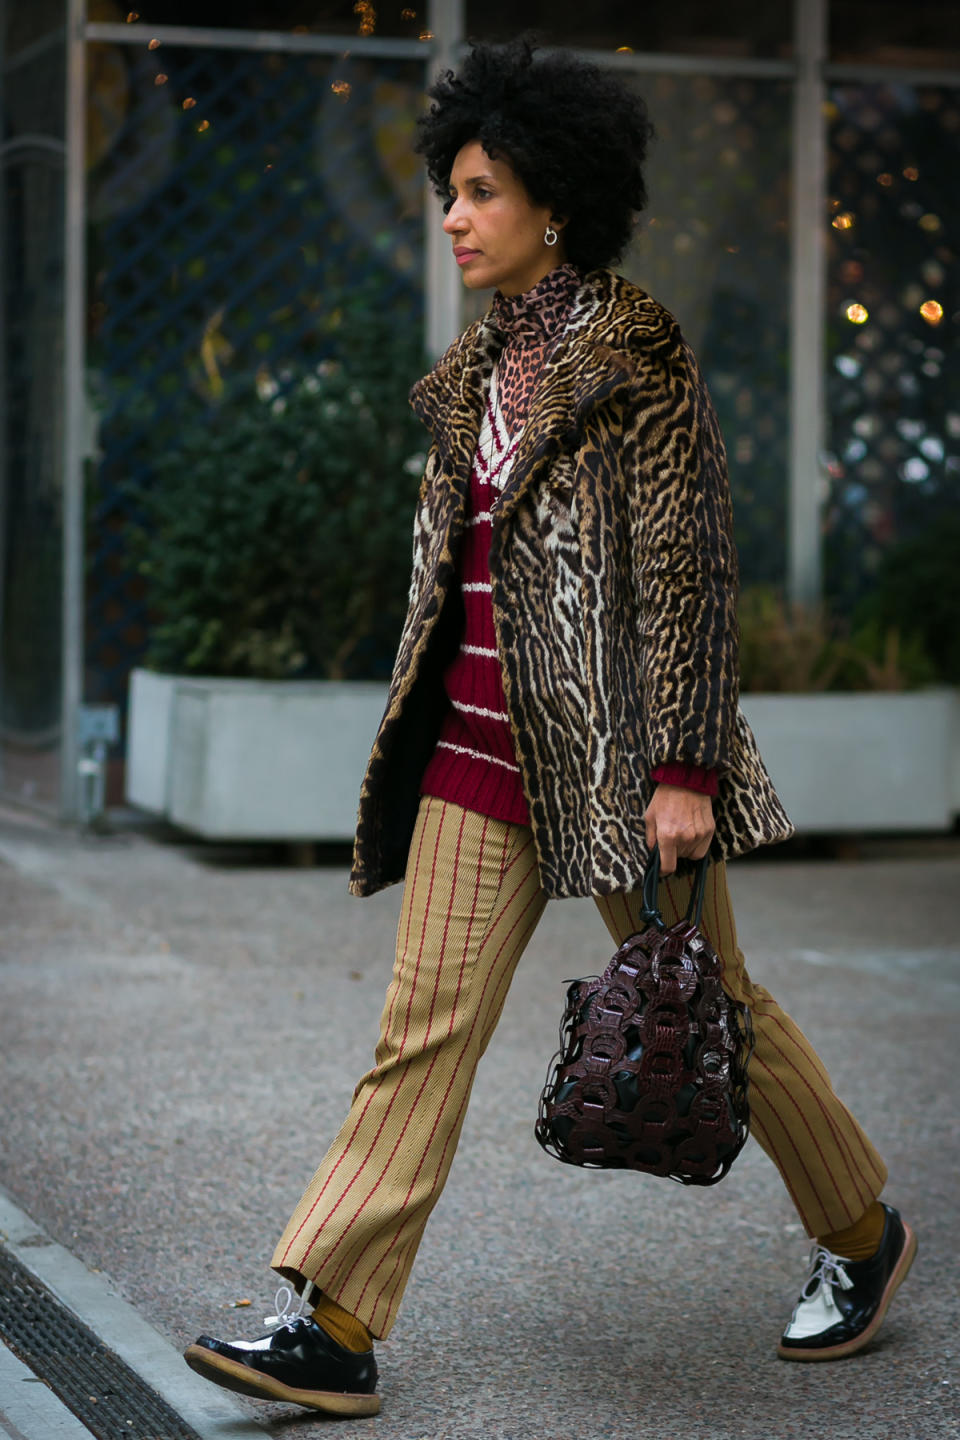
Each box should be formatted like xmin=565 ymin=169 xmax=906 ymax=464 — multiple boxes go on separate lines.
xmin=549 ymin=214 xmax=569 ymax=232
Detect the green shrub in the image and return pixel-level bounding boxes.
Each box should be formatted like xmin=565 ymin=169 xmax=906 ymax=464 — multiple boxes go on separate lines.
xmin=124 ymin=311 xmax=428 ymax=680
xmin=851 ymin=513 xmax=960 ymax=686
xmin=737 ymin=585 xmax=936 ymax=693
xmin=737 ymin=587 xmax=838 ymax=693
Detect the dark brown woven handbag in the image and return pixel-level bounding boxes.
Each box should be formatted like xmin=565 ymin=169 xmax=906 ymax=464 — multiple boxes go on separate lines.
xmin=535 ymin=849 xmax=753 ymax=1186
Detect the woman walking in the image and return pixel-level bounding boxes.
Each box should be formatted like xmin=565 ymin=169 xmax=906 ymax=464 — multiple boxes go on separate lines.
xmin=185 ymin=40 xmax=915 ymax=1417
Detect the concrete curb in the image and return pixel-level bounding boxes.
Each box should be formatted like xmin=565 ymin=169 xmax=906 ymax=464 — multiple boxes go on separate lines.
xmin=0 ymin=1342 xmax=93 ymax=1439
xmin=0 ymin=1189 xmax=268 ymax=1440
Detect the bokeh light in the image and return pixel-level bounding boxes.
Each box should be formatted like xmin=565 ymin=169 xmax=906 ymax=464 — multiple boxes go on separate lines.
xmin=354 ymin=1 xmax=376 ymax=36
xmin=846 ymin=303 xmax=869 ymax=324
xmin=920 ymin=300 xmax=944 ymax=325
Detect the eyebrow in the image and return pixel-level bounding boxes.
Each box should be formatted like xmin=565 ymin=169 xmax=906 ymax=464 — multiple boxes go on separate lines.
xmin=448 ymin=173 xmax=496 ymax=190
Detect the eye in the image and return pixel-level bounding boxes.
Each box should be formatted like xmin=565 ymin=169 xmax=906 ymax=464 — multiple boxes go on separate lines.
xmin=474 ymin=186 xmax=492 ymax=201
xmin=442 ymin=197 xmax=454 ymax=214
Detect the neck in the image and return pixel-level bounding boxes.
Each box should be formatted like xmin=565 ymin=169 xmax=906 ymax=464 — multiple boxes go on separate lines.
xmin=497 ymin=255 xmax=567 ymax=297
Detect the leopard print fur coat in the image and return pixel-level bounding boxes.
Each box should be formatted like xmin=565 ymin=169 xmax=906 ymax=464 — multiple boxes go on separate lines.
xmin=349 ymin=268 xmax=793 ymax=899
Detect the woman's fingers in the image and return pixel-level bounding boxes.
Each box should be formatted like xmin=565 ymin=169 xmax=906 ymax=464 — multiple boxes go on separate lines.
xmin=644 ymin=783 xmax=715 ymax=875
xmin=657 ymin=832 xmax=678 ymax=876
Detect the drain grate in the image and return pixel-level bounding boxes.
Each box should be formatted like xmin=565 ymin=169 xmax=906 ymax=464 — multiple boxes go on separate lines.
xmin=0 ymin=1245 xmax=202 ymax=1440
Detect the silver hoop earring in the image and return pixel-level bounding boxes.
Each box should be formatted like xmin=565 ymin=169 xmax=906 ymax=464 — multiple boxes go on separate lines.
xmin=544 ymin=225 xmax=558 ymax=247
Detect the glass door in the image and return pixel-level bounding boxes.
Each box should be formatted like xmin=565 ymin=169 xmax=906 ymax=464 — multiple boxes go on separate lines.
xmin=0 ymin=0 xmax=67 ymax=809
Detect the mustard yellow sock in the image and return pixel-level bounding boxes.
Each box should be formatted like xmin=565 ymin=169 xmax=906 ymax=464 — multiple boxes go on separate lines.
xmin=818 ymin=1200 xmax=886 ymax=1263
xmin=310 ymin=1292 xmax=373 ymax=1353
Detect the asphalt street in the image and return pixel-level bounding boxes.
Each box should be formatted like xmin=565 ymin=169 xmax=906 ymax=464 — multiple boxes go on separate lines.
xmin=0 ymin=802 xmax=957 ymax=1440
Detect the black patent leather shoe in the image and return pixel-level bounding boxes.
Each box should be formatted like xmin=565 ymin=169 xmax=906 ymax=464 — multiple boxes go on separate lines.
xmin=778 ymin=1203 xmax=916 ymax=1361
xmin=184 ymin=1310 xmax=379 ymax=1416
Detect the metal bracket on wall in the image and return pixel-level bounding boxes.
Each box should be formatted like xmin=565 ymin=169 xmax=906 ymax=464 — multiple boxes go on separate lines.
xmin=76 ymin=704 xmax=119 ymax=828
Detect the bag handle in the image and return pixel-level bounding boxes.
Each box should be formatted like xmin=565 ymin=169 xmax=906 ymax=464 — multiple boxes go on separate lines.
xmin=640 ymin=845 xmax=710 ymax=931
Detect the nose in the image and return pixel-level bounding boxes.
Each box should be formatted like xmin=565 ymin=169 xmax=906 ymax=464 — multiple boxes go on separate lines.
xmin=442 ymin=197 xmax=465 ymax=234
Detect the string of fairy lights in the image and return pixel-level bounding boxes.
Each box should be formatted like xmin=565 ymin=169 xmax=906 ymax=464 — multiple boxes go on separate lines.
xmin=116 ymin=8 xmax=949 ymax=332
xmin=830 ymin=168 xmax=946 ymax=329
xmin=121 ymin=6 xmax=433 ymax=115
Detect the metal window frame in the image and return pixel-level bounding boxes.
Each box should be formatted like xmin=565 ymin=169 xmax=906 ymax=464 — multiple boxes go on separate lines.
xmin=0 ymin=14 xmax=6 ymax=804
xmin=826 ymin=62 xmax=960 ymax=86
xmin=62 ymin=0 xmax=86 ymax=821
xmin=421 ymin=12 xmax=826 ymax=605
xmin=425 ymin=0 xmax=465 ymax=359
xmin=789 ymin=0 xmax=828 ymax=607
xmin=53 ymin=3 xmax=960 ymax=818
xmin=84 ymin=21 xmax=428 ymax=59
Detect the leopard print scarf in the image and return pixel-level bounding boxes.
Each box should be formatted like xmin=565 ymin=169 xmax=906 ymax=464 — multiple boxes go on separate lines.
xmin=490 ymin=262 xmax=581 ymax=436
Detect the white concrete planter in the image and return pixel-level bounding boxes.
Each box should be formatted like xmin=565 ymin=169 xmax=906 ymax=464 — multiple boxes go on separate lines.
xmin=125 ymin=669 xmax=179 ymax=815
xmin=127 ymin=670 xmax=959 ymax=839
xmin=125 ymin=668 xmax=388 ymax=840
xmin=740 ymin=688 xmax=958 ymax=832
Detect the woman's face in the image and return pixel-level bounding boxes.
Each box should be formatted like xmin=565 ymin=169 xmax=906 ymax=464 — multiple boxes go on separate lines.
xmin=442 ymin=140 xmax=565 ymax=296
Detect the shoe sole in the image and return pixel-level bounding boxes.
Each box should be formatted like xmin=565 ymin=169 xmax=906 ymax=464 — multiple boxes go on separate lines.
xmin=777 ymin=1221 xmax=917 ymax=1362
xmin=183 ymin=1344 xmax=381 ymax=1416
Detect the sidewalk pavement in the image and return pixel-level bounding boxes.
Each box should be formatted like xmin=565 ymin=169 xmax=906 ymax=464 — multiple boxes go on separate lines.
xmin=0 ymin=801 xmax=957 ymax=1440
xmin=0 ymin=1342 xmax=95 ymax=1440
xmin=0 ymin=1183 xmax=269 ymax=1440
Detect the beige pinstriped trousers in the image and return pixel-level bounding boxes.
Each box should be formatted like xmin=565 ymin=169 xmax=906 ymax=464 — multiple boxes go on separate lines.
xmin=272 ymin=797 xmax=886 ymax=1339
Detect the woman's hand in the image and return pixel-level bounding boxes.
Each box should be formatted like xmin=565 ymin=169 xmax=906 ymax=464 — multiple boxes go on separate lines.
xmin=644 ymin=783 xmax=715 ymax=875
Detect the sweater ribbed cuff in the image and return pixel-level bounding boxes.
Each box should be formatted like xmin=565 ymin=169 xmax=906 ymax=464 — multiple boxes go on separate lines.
xmin=650 ymin=763 xmax=719 ymax=798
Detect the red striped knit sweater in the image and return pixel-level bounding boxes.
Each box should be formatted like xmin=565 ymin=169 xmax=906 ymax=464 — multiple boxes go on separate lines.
xmin=420 ymin=264 xmax=716 ymax=827
xmin=419 ymin=367 xmax=529 ymax=822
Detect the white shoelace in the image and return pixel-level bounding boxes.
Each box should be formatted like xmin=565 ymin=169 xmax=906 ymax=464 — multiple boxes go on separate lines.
xmin=263 ymin=1282 xmax=320 ymax=1332
xmin=801 ymin=1245 xmax=854 ymax=1306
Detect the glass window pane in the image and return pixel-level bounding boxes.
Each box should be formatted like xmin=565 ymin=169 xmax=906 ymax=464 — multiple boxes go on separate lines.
xmin=1 ymin=2 xmax=66 ymax=809
xmin=621 ymin=73 xmax=792 ymax=588
xmin=824 ymin=83 xmax=960 ymax=613
xmin=130 ymin=2 xmax=425 ymax=40
xmin=86 ymin=41 xmax=425 ymax=704
xmin=465 ymin=1 xmax=793 ymax=59
xmin=831 ymin=1 xmax=960 ymax=70
xmin=456 ymin=71 xmax=792 ymax=587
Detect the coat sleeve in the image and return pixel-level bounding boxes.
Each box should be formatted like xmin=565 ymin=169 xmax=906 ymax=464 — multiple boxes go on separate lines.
xmin=625 ymin=331 xmax=741 ymax=774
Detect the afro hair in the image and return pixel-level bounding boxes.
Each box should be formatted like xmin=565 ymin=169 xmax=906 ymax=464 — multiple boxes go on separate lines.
xmin=415 ymin=37 xmax=655 ymax=273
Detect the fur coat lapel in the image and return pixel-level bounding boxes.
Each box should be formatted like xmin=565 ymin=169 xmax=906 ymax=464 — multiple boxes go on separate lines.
xmin=350 ymin=268 xmax=793 ymax=899
xmin=409 ymin=271 xmax=664 ymax=525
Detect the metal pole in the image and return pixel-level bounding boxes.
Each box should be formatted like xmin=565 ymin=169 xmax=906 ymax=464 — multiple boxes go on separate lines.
xmin=424 ymin=0 xmax=464 ymax=360
xmin=826 ymin=61 xmax=960 ymax=86
xmin=0 ymin=0 xmax=8 ymax=795
xmin=85 ymin=21 xmax=425 ymax=59
xmin=788 ymin=0 xmax=827 ymax=608
xmin=60 ymin=0 xmax=86 ymax=820
xmin=568 ymin=46 xmax=794 ymax=79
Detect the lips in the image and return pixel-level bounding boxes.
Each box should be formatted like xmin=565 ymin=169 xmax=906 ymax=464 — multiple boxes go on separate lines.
xmin=453 ymin=247 xmax=481 ymax=263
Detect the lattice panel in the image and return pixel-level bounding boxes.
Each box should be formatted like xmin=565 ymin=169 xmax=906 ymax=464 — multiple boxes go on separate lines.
xmin=824 ymin=83 xmax=960 ymax=611
xmin=621 ymin=73 xmax=792 ymax=589
xmin=85 ymin=40 xmax=424 ymax=708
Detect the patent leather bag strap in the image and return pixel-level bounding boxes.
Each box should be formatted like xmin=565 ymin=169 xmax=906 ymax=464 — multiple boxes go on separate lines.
xmin=640 ymin=846 xmax=710 ymax=931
